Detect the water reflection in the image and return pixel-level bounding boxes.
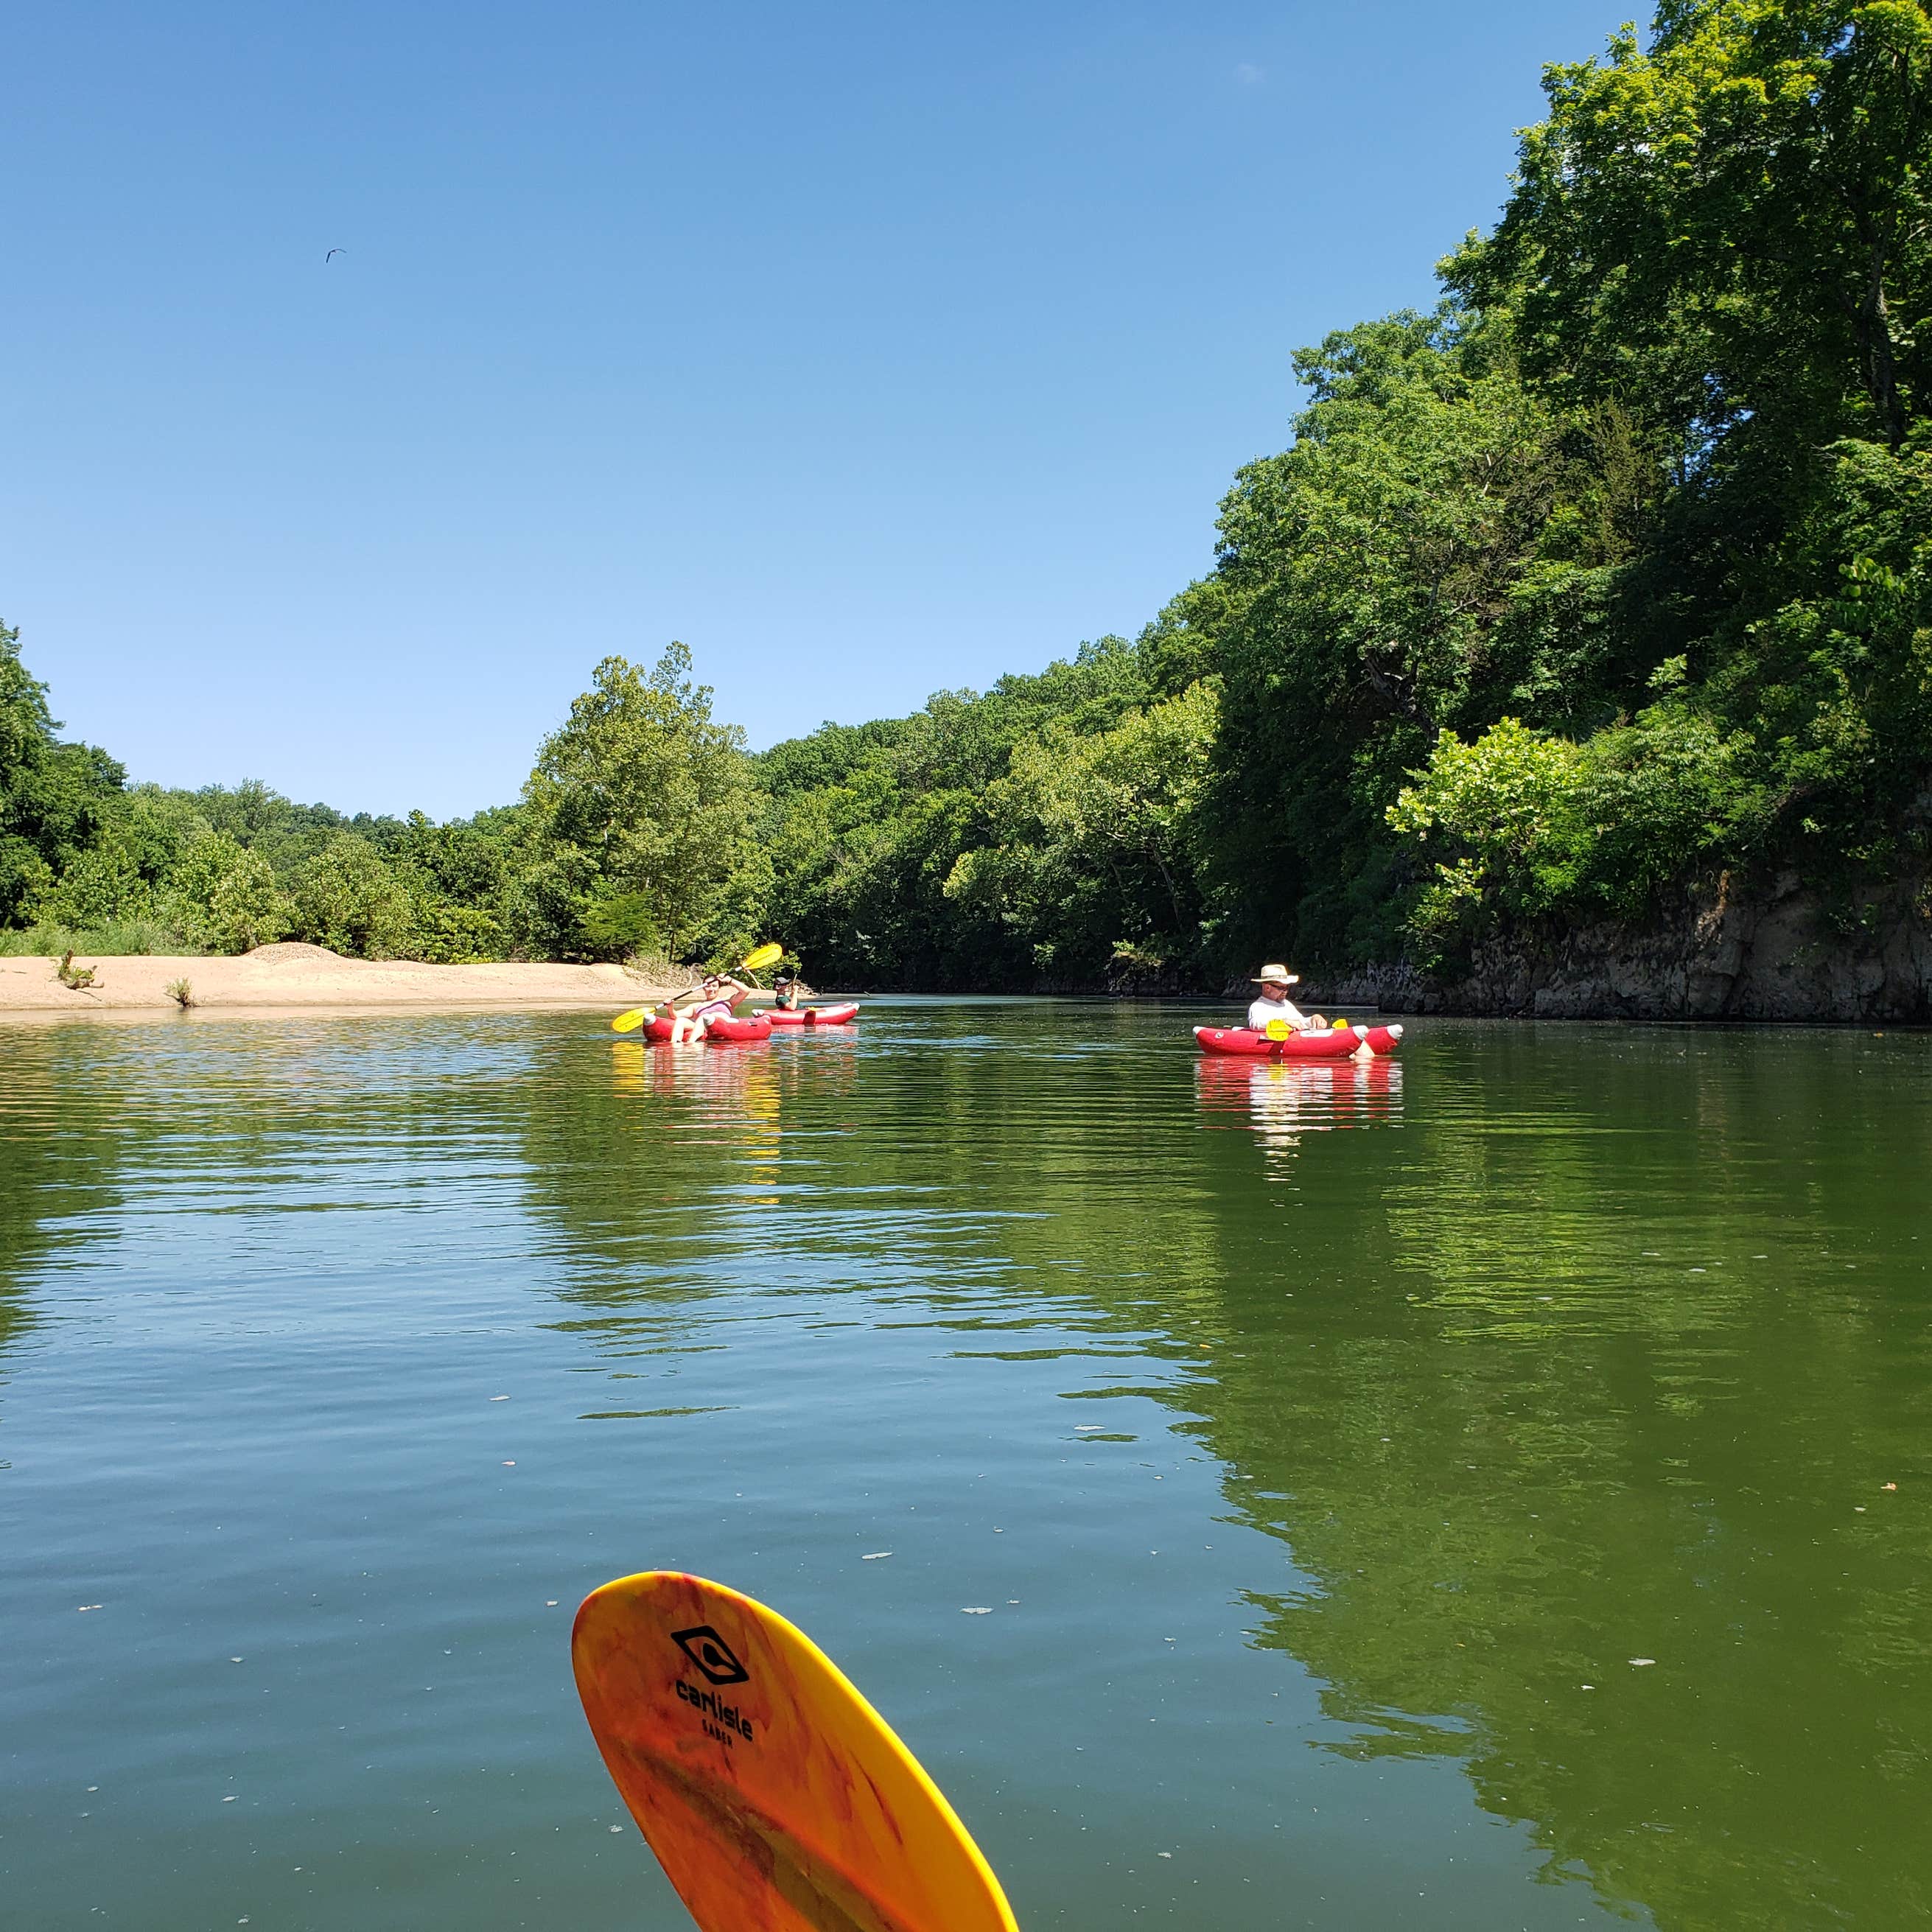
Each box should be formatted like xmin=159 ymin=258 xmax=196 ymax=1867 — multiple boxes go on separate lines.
xmin=556 ymin=1016 xmax=1931 ymax=1925
xmin=1194 ymin=1052 xmax=1402 ymax=1165
xmin=3 ymin=1007 xmax=1928 ymax=1932
xmin=0 ymin=1024 xmax=135 ymax=1373
xmin=1172 ymin=1023 xmax=1932 ymax=1928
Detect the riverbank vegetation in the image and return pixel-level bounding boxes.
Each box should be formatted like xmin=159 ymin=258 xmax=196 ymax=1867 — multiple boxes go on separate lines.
xmin=7 ymin=1 xmax=1928 ymax=986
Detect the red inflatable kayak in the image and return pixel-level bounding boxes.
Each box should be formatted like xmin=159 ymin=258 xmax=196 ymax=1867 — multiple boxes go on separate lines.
xmin=763 ymin=1002 xmax=861 ymax=1027
xmin=1194 ymin=1023 xmax=1404 ymax=1060
xmin=641 ymin=1014 xmax=773 ymax=1043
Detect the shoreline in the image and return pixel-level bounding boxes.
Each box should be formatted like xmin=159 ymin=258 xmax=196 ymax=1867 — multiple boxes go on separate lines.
xmin=0 ymin=942 xmax=682 ymax=1017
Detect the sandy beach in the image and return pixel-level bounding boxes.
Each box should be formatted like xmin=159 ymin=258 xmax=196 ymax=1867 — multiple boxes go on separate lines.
xmin=0 ymin=942 xmax=685 ymax=1017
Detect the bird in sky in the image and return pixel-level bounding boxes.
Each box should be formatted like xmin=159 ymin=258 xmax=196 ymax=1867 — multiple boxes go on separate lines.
xmin=325 ymin=248 xmax=346 ymax=262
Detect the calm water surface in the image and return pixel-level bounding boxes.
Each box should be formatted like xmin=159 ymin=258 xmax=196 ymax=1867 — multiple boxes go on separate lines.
xmin=1 ymin=1000 xmax=1928 ymax=1931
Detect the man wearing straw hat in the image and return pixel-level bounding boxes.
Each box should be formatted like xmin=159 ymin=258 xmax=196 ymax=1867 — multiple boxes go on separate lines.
xmin=1247 ymin=965 xmax=1313 ymax=1033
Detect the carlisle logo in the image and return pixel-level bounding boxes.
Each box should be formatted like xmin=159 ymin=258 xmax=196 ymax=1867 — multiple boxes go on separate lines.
xmin=672 ymin=1624 xmax=749 ymax=1687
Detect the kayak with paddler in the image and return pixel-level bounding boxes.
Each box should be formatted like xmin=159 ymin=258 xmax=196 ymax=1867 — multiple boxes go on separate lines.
xmin=609 ymin=945 xmax=862 ymax=1045
xmin=1195 ymin=962 xmax=1404 ymax=1060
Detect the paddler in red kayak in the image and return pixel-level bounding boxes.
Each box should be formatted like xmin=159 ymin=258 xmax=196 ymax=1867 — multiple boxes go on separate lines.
xmin=1247 ymin=961 xmax=1372 ymax=1055
xmin=663 ymin=970 xmax=752 ymax=1046
xmin=1248 ymin=965 xmax=1318 ymax=1032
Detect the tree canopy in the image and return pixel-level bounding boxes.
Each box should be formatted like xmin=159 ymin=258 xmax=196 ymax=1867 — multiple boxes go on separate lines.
xmin=0 ymin=623 xmax=125 ymax=928
xmin=7 ymin=1 xmax=1928 ymax=990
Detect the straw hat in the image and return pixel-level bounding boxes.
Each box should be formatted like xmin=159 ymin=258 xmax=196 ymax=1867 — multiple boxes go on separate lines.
xmin=1251 ymin=964 xmax=1300 ymax=985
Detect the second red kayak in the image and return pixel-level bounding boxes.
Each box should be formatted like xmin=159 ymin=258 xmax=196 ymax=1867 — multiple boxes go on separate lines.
xmin=641 ymin=1014 xmax=774 ymax=1043
xmin=763 ymin=1002 xmax=861 ymax=1027
xmin=1195 ymin=1023 xmax=1404 ymax=1059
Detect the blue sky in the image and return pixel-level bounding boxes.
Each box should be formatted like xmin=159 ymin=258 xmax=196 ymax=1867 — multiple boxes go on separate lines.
xmin=6 ymin=1 xmax=1623 ymax=817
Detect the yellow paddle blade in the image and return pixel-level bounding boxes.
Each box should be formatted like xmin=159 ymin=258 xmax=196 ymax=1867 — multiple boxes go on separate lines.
xmin=1333 ymin=1017 xmax=1351 ymax=1030
xmin=573 ymin=1571 xmax=1019 ymax=1932
xmin=741 ymin=942 xmax=784 ymax=974
xmin=611 ymin=1009 xmax=648 ymax=1034
xmin=1264 ymin=1018 xmax=1290 ymax=1040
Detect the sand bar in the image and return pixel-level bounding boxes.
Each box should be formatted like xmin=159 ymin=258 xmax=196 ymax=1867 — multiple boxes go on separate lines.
xmin=0 ymin=942 xmax=683 ymax=1018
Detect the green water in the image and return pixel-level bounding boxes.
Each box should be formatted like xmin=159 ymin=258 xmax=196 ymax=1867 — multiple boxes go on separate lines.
xmin=1 ymin=1001 xmax=1928 ymax=1931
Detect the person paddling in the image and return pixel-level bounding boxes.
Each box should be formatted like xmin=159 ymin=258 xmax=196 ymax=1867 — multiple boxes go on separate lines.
xmin=1247 ymin=965 xmax=1313 ymax=1032
xmin=664 ymin=970 xmax=750 ymax=1046
xmin=772 ymin=971 xmax=801 ymax=1012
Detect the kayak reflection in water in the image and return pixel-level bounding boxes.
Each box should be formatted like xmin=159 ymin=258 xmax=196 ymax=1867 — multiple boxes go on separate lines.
xmin=1197 ymin=1054 xmax=1403 ymax=1163
xmin=662 ymin=970 xmax=751 ymax=1046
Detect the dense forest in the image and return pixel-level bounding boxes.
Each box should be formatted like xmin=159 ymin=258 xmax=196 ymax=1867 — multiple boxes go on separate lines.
xmin=7 ymin=1 xmax=1931 ymax=993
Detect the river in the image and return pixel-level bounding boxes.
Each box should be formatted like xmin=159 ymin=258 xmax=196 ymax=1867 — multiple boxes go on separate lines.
xmin=2 ymin=1001 xmax=1927 ymax=1930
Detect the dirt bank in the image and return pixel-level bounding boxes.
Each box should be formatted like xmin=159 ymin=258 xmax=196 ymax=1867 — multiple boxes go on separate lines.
xmin=0 ymin=942 xmax=683 ymax=1016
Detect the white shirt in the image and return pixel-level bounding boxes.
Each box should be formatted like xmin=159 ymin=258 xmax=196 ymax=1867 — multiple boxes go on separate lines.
xmin=1247 ymin=993 xmax=1308 ymax=1031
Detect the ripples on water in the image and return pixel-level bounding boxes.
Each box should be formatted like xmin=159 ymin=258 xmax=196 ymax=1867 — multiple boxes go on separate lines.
xmin=1 ymin=1001 xmax=1928 ymax=1931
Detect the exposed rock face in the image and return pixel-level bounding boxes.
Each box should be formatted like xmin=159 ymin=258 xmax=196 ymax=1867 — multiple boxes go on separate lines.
xmin=1318 ymin=872 xmax=1932 ymax=1021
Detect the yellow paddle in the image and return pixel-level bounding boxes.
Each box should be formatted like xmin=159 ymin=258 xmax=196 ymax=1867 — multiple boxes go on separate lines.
xmin=573 ymin=1570 xmax=1019 ymax=1932
xmin=1262 ymin=1015 xmax=1354 ymax=1040
xmin=612 ymin=945 xmax=788 ymax=1034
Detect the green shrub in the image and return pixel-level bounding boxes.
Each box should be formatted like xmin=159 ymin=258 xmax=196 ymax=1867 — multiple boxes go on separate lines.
xmin=0 ymin=917 xmax=199 ymax=956
xmin=28 ymin=840 xmax=151 ymax=927
xmin=578 ymin=890 xmax=662 ymax=960
xmin=1389 ymin=699 xmax=1771 ymax=954
xmin=285 ymin=833 xmax=416 ymax=958
xmin=410 ymin=902 xmax=507 ymax=964
xmin=1577 ymin=699 xmax=1765 ymax=911
xmin=1387 ymin=718 xmax=1595 ymax=951
xmin=160 ymin=831 xmax=290 ymax=953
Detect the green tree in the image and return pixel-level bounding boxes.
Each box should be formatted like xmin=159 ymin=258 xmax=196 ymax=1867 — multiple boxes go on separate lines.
xmin=1436 ymin=1 xmax=1932 ymax=895
xmin=1455 ymin=1 xmax=1932 ymax=458
xmin=758 ymin=756 xmax=915 ymax=981
xmin=408 ymin=903 xmax=508 ymax=964
xmin=1389 ymin=696 xmax=1770 ymax=959
xmin=285 ymin=833 xmax=418 ymax=958
xmin=160 ymin=831 xmax=290 ymax=952
xmin=756 ymin=639 xmax=1185 ymax=989
xmin=577 ymin=892 xmax=662 ymax=958
xmin=1387 ymin=718 xmax=1595 ymax=951
xmin=386 ymin=807 xmax=518 ymax=961
xmin=0 ymin=623 xmax=127 ymax=926
xmin=1197 ymin=5 xmax=1932 ymax=969
xmin=28 ymin=790 xmax=214 ymax=933
xmin=522 ymin=645 xmax=766 ymax=959
xmin=175 ymin=779 xmax=406 ymax=877
xmin=944 ymin=682 xmax=1220 ymax=979
xmin=1197 ymin=309 xmax=1631 ymax=965
xmin=29 ymin=840 xmax=152 ymax=928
